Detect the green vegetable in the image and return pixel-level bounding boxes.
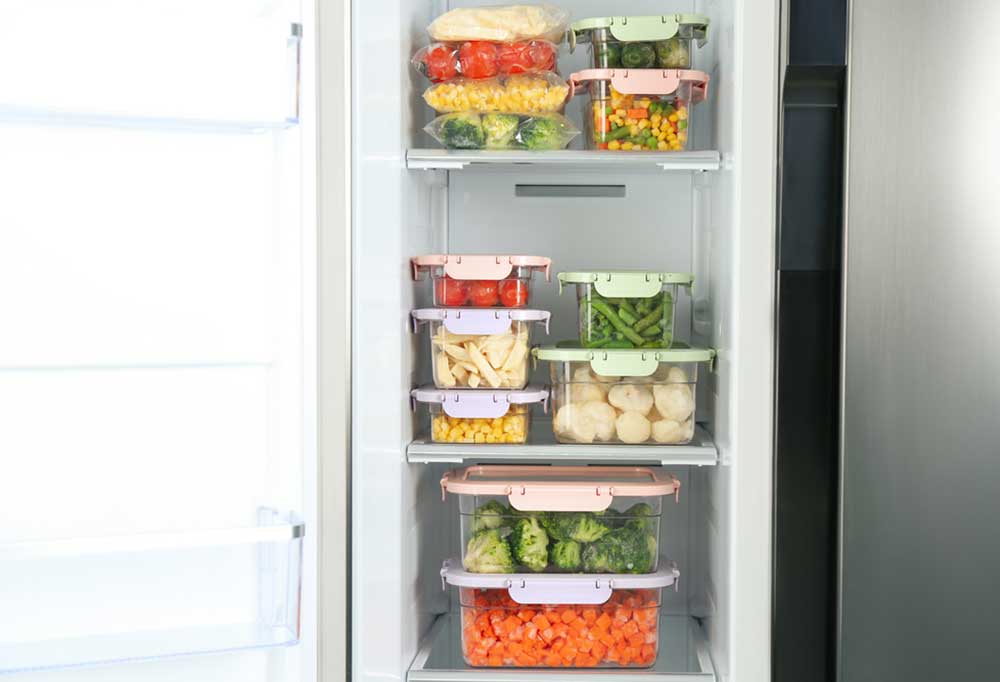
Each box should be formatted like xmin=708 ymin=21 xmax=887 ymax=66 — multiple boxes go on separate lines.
xmin=541 ymin=512 xmax=612 ymax=543
xmin=620 ymin=42 xmax=656 ymax=69
xmin=464 ymin=529 xmax=515 ymax=573
xmin=581 ymin=526 xmax=657 ymax=574
xmin=550 ymin=539 xmax=583 ymax=571
xmin=482 ymin=113 xmax=520 ymax=149
xmin=517 ymin=114 xmax=571 ymax=150
xmin=440 ymin=112 xmax=485 ymax=149
xmin=472 ymin=500 xmax=510 ymax=532
xmin=595 ymin=42 xmax=621 ymax=68
xmin=607 ymin=124 xmax=632 ymax=141
xmin=640 ymin=324 xmax=662 ymax=338
xmin=591 ymin=300 xmax=645 ymax=346
xmin=623 ymin=503 xmax=656 ymax=534
xmin=509 ymin=516 xmax=549 ymax=572
xmin=654 ymin=38 xmax=691 ymax=68
xmin=633 ymin=304 xmax=664 ymax=332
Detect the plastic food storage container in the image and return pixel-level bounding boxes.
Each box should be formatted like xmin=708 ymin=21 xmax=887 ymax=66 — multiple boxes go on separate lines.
xmin=558 ymin=271 xmax=693 ymax=349
xmin=533 ymin=344 xmax=715 ymax=445
xmin=411 ymin=308 xmax=550 ymax=389
xmin=412 ymin=255 xmax=552 ymax=308
xmin=569 ymin=69 xmax=709 ymax=151
xmin=441 ymin=465 xmax=680 ymax=574
xmin=411 ymin=386 xmax=548 ymax=443
xmin=422 ymin=73 xmax=571 ymax=114
xmin=412 ymin=40 xmax=558 ymax=83
xmin=569 ymin=15 xmax=710 ymax=70
xmin=442 ymin=558 xmax=678 ymax=668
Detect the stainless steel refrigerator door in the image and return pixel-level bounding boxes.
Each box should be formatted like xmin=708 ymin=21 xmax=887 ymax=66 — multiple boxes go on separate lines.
xmin=841 ymin=1 xmax=1000 ymax=680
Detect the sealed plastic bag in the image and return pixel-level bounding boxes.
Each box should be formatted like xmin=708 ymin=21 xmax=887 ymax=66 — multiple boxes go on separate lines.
xmin=428 ymin=4 xmax=570 ymax=43
xmin=412 ymin=40 xmax=558 ymax=82
xmin=423 ymin=72 xmax=570 ymax=114
xmin=424 ymin=112 xmax=579 ymax=150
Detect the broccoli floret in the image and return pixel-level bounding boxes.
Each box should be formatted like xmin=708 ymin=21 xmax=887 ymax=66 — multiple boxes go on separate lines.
xmin=516 ymin=115 xmax=569 ymax=150
xmin=482 ymin=113 xmax=520 ymax=149
xmin=550 ymin=539 xmax=582 ymax=571
xmin=623 ymin=502 xmax=656 ymax=534
xmin=621 ymin=42 xmax=656 ymax=68
xmin=472 ymin=500 xmax=509 ymax=532
xmin=540 ymin=512 xmax=611 ymax=543
xmin=440 ymin=113 xmax=485 ymax=149
xmin=463 ymin=529 xmax=515 ymax=573
xmin=581 ymin=526 xmax=656 ymax=574
xmin=654 ymin=38 xmax=690 ymax=68
xmin=509 ymin=516 xmax=549 ymax=572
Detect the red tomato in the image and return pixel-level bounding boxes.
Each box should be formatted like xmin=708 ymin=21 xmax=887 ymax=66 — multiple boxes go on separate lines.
xmin=497 ymin=42 xmax=534 ymax=75
xmin=435 ymin=276 xmax=469 ymax=306
xmin=458 ymin=41 xmax=499 ymax=79
xmin=423 ymin=44 xmax=458 ymax=82
xmin=499 ymin=278 xmax=529 ymax=307
xmin=468 ymin=280 xmax=500 ymax=306
xmin=527 ymin=40 xmax=556 ymax=71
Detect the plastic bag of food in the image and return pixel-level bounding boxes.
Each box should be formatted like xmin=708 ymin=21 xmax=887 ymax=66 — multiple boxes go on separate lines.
xmin=424 ymin=112 xmax=579 ymax=150
xmin=412 ymin=39 xmax=558 ymax=82
xmin=428 ymin=4 xmax=569 ymax=43
xmin=423 ymin=72 xmax=570 ymax=114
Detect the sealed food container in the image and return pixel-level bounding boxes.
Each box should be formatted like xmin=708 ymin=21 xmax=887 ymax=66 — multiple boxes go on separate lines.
xmin=412 ymin=40 xmax=558 ymax=83
xmin=411 ymin=254 xmax=552 ymax=308
xmin=441 ymin=465 xmax=679 ymax=574
xmin=533 ymin=345 xmax=715 ymax=445
xmin=423 ymin=73 xmax=571 ymax=114
xmin=411 ymin=386 xmax=548 ymax=443
xmin=442 ymin=558 xmax=679 ymax=667
xmin=558 ymin=271 xmax=693 ymax=349
xmin=411 ymin=308 xmax=550 ymax=389
xmin=428 ymin=4 xmax=569 ymax=43
xmin=569 ymin=15 xmax=710 ymax=70
xmin=570 ymin=69 xmax=709 ymax=151
xmin=425 ymin=112 xmax=579 ymax=150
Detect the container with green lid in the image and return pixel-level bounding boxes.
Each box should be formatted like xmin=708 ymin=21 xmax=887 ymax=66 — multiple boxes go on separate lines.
xmin=569 ymin=14 xmax=710 ymax=70
xmin=533 ymin=344 xmax=714 ymax=446
xmin=558 ymin=271 xmax=693 ymax=350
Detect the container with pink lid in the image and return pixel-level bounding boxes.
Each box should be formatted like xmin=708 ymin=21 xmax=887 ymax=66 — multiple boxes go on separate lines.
xmin=440 ymin=465 xmax=679 ymax=574
xmin=569 ymin=68 xmax=709 ymax=151
xmin=411 ymin=386 xmax=548 ymax=444
xmin=411 ymin=308 xmax=550 ymax=389
xmin=411 ymin=254 xmax=552 ymax=308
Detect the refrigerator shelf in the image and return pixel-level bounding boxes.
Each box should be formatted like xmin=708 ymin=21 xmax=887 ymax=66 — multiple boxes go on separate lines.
xmin=406 ymin=149 xmax=721 ymax=172
xmin=407 ymin=424 xmax=717 ymax=466
xmin=0 ymin=510 xmax=304 ymax=676
xmin=408 ymin=613 xmax=715 ymax=681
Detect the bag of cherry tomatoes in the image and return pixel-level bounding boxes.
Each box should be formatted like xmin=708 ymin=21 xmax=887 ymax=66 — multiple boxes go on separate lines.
xmin=413 ymin=40 xmax=558 ymax=83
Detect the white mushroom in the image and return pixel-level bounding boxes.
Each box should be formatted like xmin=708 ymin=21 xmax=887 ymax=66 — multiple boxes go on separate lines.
xmin=607 ymin=384 xmax=654 ymax=415
xmin=653 ymin=384 xmax=694 ymax=422
xmin=615 ymin=411 xmax=652 ymax=444
xmin=652 ymin=419 xmax=692 ymax=444
xmin=580 ymin=401 xmax=617 ymax=441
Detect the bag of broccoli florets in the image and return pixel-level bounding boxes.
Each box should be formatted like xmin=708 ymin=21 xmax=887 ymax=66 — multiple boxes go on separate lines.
xmin=424 ymin=111 xmax=578 ymax=150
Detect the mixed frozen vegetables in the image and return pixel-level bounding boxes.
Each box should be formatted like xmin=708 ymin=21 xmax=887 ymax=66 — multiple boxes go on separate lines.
xmin=590 ymin=90 xmax=689 ymax=151
xmin=423 ymin=73 xmax=570 ymax=114
xmin=413 ymin=40 xmax=557 ymax=82
xmin=428 ymin=4 xmax=569 ymax=43
xmin=432 ymin=325 xmax=531 ymax=388
xmin=425 ymin=112 xmax=578 ymax=150
xmin=463 ymin=501 xmax=659 ymax=574
xmin=580 ymin=290 xmax=674 ymax=349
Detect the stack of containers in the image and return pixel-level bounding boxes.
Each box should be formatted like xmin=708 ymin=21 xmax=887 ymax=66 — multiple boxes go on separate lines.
xmin=440 ymin=465 xmax=683 ymax=668
xmin=568 ymin=14 xmax=711 ymax=151
xmin=410 ymin=255 xmax=552 ymax=444
xmin=412 ymin=4 xmax=580 ymax=150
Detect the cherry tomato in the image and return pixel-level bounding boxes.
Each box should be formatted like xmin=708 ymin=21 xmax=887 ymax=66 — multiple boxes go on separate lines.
xmin=458 ymin=41 xmax=499 ymax=79
xmin=468 ymin=280 xmax=500 ymax=306
xmin=497 ymin=42 xmax=534 ymax=75
xmin=499 ymin=278 xmax=529 ymax=307
xmin=423 ymin=44 xmax=458 ymax=82
xmin=435 ymin=276 xmax=469 ymax=306
xmin=527 ymin=40 xmax=556 ymax=71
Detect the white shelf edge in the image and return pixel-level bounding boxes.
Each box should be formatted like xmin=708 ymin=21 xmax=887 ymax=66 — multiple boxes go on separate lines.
xmin=406 ymin=149 xmax=722 ymax=172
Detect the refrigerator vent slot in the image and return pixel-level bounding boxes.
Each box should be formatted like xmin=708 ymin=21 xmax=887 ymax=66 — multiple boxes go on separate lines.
xmin=514 ymin=184 xmax=626 ymax=198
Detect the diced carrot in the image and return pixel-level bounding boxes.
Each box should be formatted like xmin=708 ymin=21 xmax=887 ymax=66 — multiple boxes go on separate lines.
xmin=544 ymin=653 xmax=562 ymax=667
xmin=591 ymin=641 xmax=607 ymax=661
xmin=515 ymin=652 xmax=537 ymax=666
xmin=517 ymin=609 xmax=536 ymax=622
xmin=487 ymin=655 xmax=503 ymax=666
xmin=627 ymin=108 xmax=649 ymax=119
xmin=560 ymin=609 xmax=577 ymax=624
xmin=552 ymin=623 xmax=569 ymax=639
xmin=595 ymin=613 xmax=612 ymax=630
xmin=551 ymin=639 xmax=565 ymax=652
xmin=569 ymin=617 xmax=587 ymax=634
xmin=614 ymin=607 xmax=632 ymax=622
xmin=623 ymin=620 xmax=639 ymax=637
xmin=532 ymin=614 xmax=552 ymax=630
xmin=524 ymin=623 xmax=538 ymax=641
xmin=560 ymin=646 xmax=578 ymax=662
xmin=582 ymin=608 xmax=598 ymax=625
xmin=578 ymin=639 xmax=593 ymax=653
xmin=502 ymin=615 xmax=521 ymax=633
xmin=628 ymin=632 xmax=645 ymax=647
xmin=540 ymin=627 xmax=555 ymax=643
xmin=599 ymin=632 xmax=615 ymax=647
xmin=640 ymin=644 xmax=655 ymax=660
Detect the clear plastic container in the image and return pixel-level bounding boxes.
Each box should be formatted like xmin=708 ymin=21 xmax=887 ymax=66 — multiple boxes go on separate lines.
xmin=411 ymin=308 xmax=550 ymax=389
xmin=441 ymin=558 xmax=679 ymax=668
xmin=423 ymin=73 xmax=571 ymax=114
xmin=533 ymin=345 xmax=715 ymax=445
xmin=411 ymin=40 xmax=558 ymax=83
xmin=569 ymin=15 xmax=710 ymax=70
xmin=569 ymin=69 xmax=709 ymax=151
xmin=440 ymin=465 xmax=680 ymax=574
xmin=411 ymin=255 xmax=551 ymax=308
xmin=411 ymin=386 xmax=548 ymax=444
xmin=558 ymin=271 xmax=693 ymax=349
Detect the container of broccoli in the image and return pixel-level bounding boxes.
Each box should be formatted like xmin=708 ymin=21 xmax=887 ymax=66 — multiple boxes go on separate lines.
xmin=568 ymin=14 xmax=710 ymax=70
xmin=442 ymin=465 xmax=680 ymax=573
xmin=424 ymin=112 xmax=579 ymax=150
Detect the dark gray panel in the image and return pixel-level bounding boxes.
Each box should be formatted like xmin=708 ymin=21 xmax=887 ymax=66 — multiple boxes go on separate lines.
xmin=842 ymin=2 xmax=1000 ymax=681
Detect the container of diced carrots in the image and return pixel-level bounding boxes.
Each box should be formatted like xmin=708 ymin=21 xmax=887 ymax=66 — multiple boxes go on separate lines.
xmin=441 ymin=558 xmax=679 ymax=668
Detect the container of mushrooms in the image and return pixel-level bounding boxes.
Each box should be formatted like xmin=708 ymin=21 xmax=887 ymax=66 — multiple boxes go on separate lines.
xmin=533 ymin=344 xmax=714 ymax=445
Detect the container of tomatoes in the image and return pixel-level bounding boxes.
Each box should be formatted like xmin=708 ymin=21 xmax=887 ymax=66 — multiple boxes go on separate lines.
xmin=412 ymin=40 xmax=558 ymax=83
xmin=411 ymin=255 xmax=552 ymax=308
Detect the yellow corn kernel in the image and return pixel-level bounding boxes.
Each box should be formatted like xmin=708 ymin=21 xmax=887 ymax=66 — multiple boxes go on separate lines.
xmin=638 ymin=119 xmax=649 ymax=130
xmin=608 ymin=140 xmax=621 ymax=150
xmin=615 ymin=108 xmax=627 ymax=118
xmin=678 ymin=109 xmax=688 ymax=120
xmin=485 ymin=434 xmax=497 ymax=443
xmin=657 ymin=140 xmax=669 ymax=150
xmin=651 ymin=114 xmax=662 ymax=126
xmin=639 ymin=99 xmax=651 ymax=109
xmin=658 ymin=131 xmax=667 ymax=141
xmin=621 ymin=142 xmax=633 ymax=150
xmin=629 ymin=125 xmax=639 ymax=136
xmin=668 ymin=113 xmax=679 ymax=123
